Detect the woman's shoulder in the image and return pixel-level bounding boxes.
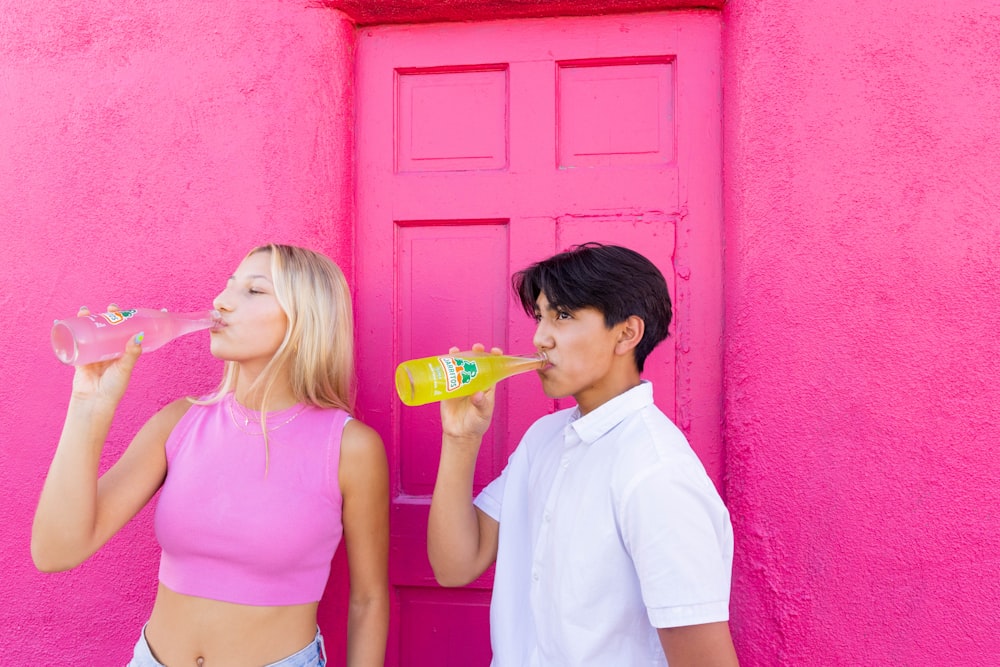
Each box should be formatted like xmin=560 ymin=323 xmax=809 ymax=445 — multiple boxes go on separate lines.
xmin=339 ymin=418 xmax=387 ymax=469
xmin=338 ymin=417 xmax=388 ymax=495
xmin=145 ymin=397 xmax=197 ymax=432
xmin=129 ymin=398 xmax=199 ymax=460
xmin=341 ymin=417 xmax=383 ymax=449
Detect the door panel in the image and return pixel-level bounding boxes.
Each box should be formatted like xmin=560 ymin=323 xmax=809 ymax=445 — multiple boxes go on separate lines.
xmin=558 ymin=59 xmax=675 ymax=168
xmin=395 ymin=221 xmax=512 ymax=494
xmin=397 ymin=67 xmax=508 ymax=172
xmin=356 ymin=12 xmax=722 ymax=666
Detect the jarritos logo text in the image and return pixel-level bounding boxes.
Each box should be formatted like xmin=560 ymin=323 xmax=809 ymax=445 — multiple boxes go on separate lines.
xmin=99 ymin=309 xmax=138 ymax=325
xmin=439 ymin=356 xmax=480 ymax=393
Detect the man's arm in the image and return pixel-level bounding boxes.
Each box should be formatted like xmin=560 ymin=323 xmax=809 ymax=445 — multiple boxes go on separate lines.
xmin=658 ymin=622 xmax=739 ymax=667
xmin=427 ymin=346 xmax=501 ymax=587
xmin=427 ymin=445 xmax=499 ymax=586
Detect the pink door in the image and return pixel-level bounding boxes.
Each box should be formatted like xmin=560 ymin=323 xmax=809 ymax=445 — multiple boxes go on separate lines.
xmin=355 ymin=12 xmax=722 ymax=666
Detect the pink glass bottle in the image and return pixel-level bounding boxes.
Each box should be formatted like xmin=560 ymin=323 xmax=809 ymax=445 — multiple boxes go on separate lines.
xmin=51 ymin=308 xmax=221 ymax=366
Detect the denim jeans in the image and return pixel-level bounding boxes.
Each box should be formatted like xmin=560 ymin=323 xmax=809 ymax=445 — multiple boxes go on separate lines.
xmin=127 ymin=624 xmax=327 ymax=667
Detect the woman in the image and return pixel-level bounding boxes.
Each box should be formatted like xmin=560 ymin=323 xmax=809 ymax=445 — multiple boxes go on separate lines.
xmin=32 ymin=244 xmax=389 ymax=667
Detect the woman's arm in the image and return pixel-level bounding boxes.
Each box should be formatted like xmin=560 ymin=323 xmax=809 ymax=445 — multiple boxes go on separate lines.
xmin=31 ymin=337 xmax=185 ymax=571
xmin=339 ymin=419 xmax=390 ymax=667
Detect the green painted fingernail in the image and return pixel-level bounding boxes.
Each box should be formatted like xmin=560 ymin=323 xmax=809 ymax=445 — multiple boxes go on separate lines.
xmin=134 ymin=332 xmax=145 ymax=345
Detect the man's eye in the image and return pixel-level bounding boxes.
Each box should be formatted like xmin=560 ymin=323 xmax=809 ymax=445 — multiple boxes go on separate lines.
xmin=556 ymin=311 xmax=571 ymax=320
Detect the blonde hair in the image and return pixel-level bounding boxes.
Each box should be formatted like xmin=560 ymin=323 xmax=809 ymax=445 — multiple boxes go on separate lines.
xmin=203 ymin=244 xmax=355 ymax=417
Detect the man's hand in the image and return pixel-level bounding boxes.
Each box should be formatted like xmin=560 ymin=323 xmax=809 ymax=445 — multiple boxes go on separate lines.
xmin=439 ymin=344 xmax=501 ymax=442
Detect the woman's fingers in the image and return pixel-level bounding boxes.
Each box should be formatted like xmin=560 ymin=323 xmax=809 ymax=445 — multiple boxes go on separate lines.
xmin=77 ymin=304 xmax=119 ymax=317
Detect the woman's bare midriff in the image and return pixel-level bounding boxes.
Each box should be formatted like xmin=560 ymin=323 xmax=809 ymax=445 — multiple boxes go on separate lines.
xmin=144 ymin=583 xmax=320 ymax=667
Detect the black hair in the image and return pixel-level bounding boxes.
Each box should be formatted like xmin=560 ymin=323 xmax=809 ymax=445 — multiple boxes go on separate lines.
xmin=512 ymin=243 xmax=672 ymax=372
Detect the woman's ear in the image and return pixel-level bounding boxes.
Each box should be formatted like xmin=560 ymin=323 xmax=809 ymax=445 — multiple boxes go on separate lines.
xmin=615 ymin=315 xmax=645 ymax=356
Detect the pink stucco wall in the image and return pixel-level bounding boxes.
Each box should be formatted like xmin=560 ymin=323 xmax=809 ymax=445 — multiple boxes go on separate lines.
xmin=1 ymin=1 xmax=356 ymax=664
xmin=4 ymin=0 xmax=999 ymax=665
xmin=722 ymin=1 xmax=1000 ymax=664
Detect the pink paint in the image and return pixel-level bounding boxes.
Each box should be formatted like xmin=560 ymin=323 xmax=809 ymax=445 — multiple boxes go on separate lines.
xmin=4 ymin=1 xmax=998 ymax=666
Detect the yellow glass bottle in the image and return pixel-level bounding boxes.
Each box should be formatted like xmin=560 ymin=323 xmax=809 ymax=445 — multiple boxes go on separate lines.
xmin=395 ymin=351 xmax=547 ymax=406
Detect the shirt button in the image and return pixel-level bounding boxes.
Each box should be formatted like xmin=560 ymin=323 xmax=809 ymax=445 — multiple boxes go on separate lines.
xmin=532 ymin=571 xmax=540 ymax=581
xmin=544 ymin=513 xmax=551 ymax=522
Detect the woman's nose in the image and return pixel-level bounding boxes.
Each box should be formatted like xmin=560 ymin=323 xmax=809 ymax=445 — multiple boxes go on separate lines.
xmin=212 ymin=289 xmax=231 ymax=312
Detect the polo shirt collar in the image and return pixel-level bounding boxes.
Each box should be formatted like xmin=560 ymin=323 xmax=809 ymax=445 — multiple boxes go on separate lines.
xmin=568 ymin=381 xmax=654 ymax=444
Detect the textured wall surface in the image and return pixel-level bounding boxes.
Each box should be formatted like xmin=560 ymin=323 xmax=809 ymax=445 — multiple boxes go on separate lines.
xmin=722 ymin=1 xmax=1000 ymax=664
xmin=0 ymin=1 xmax=355 ymax=664
xmin=326 ymin=0 xmax=723 ymax=25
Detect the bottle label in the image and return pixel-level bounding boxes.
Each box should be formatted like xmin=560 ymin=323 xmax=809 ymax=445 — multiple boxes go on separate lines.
xmin=100 ymin=309 xmax=138 ymax=325
xmin=439 ymin=356 xmax=479 ymax=392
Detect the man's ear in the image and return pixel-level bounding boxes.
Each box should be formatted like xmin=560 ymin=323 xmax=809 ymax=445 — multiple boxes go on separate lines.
xmin=615 ymin=315 xmax=645 ymax=356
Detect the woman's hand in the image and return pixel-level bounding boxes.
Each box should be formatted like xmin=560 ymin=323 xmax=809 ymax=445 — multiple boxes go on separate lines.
xmin=70 ymin=305 xmax=142 ymax=405
xmin=439 ymin=344 xmax=500 ymax=442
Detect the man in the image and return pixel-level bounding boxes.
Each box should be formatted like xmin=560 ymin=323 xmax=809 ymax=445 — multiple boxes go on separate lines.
xmin=428 ymin=243 xmax=738 ymax=666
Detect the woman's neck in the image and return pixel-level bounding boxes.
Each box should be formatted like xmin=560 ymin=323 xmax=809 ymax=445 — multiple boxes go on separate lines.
xmin=233 ymin=370 xmax=297 ymax=412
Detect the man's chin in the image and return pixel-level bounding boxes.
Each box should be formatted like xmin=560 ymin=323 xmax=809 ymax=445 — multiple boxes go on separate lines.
xmin=540 ymin=383 xmax=570 ymax=401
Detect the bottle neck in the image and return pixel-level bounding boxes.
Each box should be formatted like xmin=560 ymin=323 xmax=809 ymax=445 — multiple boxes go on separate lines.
xmin=176 ymin=309 xmax=223 ymax=328
xmin=166 ymin=309 xmax=223 ymax=335
xmin=174 ymin=308 xmax=221 ymax=321
xmin=505 ymin=352 xmax=547 ymax=373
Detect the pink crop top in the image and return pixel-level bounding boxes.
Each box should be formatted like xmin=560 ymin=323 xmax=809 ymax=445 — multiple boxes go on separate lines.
xmin=155 ymin=393 xmax=348 ymax=606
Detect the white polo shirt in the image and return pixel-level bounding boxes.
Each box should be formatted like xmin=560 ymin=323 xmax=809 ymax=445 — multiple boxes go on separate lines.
xmin=474 ymin=382 xmax=733 ymax=667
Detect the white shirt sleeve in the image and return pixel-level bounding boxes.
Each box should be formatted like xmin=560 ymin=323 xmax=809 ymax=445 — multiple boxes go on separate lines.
xmin=474 ymin=459 xmax=508 ymax=522
xmin=618 ymin=456 xmax=734 ymax=628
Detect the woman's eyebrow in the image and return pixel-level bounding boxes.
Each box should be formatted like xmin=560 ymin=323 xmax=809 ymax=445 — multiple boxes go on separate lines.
xmin=229 ymin=274 xmax=273 ymax=282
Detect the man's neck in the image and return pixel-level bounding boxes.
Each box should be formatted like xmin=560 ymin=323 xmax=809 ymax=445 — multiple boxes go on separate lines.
xmin=574 ymin=367 xmax=642 ymax=416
